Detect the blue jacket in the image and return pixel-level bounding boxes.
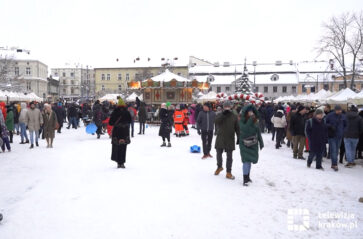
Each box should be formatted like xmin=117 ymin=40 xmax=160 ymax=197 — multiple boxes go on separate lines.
xmin=325 ymin=112 xmax=347 ymax=139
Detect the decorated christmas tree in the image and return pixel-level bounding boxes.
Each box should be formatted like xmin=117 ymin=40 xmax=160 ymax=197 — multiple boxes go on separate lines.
xmin=235 ymin=59 xmax=252 ymax=94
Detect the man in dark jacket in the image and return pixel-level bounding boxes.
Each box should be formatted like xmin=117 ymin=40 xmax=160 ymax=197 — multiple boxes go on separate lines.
xmin=159 ymin=103 xmax=171 ymax=147
xmin=290 ymin=105 xmax=307 ymax=159
xmin=197 ymin=103 xmax=216 ymax=159
xmin=343 ymin=105 xmax=363 ymax=168
xmin=325 ymin=105 xmax=347 ymax=171
xmin=67 ymin=103 xmax=78 ymax=129
xmin=306 ymin=109 xmax=327 ymax=170
xmin=214 ymin=101 xmax=240 ymax=180
xmin=93 ymin=100 xmax=105 ymax=139
xmin=258 ymin=103 xmax=266 ymax=133
xmin=138 ymin=102 xmax=147 ymax=135
xmin=54 ymin=102 xmax=66 ymax=133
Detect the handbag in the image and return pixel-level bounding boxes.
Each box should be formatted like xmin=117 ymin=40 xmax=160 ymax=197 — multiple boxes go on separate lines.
xmin=243 ymin=135 xmax=258 ymax=147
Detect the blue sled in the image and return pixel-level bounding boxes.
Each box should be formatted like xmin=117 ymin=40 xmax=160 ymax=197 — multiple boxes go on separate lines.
xmin=190 ymin=145 xmax=201 ymax=153
xmin=86 ymin=123 xmax=98 ymax=134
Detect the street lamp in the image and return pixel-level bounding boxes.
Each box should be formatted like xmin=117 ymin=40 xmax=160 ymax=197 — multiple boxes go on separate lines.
xmin=253 ymin=61 xmax=257 ymax=92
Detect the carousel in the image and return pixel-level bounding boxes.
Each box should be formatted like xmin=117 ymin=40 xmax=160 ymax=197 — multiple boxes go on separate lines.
xmin=128 ymin=69 xmax=209 ymax=105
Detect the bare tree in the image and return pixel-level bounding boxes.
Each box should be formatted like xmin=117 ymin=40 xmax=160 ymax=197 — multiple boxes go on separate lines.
xmin=0 ymin=55 xmax=25 ymax=91
xmin=347 ymin=12 xmax=363 ymax=88
xmin=317 ymin=12 xmax=363 ymax=89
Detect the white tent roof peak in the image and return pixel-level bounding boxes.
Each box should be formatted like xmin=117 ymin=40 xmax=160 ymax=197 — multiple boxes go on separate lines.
xmin=145 ymin=69 xmax=191 ymax=82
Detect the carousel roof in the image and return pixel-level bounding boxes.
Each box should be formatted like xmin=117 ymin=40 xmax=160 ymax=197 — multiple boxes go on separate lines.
xmin=144 ymin=69 xmax=192 ymax=82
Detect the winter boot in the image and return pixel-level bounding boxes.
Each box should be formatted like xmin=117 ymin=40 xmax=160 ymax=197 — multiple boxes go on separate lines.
xmin=243 ymin=175 xmax=249 ymax=186
xmin=214 ymin=167 xmax=224 ymax=175
xmin=331 ymin=165 xmax=339 ymax=171
xmin=208 ymin=153 xmax=213 ymax=158
xmin=118 ymin=163 xmax=125 ymax=169
xmin=201 ymin=155 xmax=209 ymax=159
xmin=30 ymin=144 xmax=34 ymax=149
xmin=167 ymin=142 xmax=171 ymax=147
xmin=36 ymin=142 xmax=39 ymax=147
xmin=97 ymin=134 xmax=100 ymax=139
xmin=247 ymin=173 xmax=252 ymax=183
xmin=160 ymin=142 xmax=166 ymax=147
xmin=226 ymin=172 xmax=235 ymax=180
xmin=25 ymin=139 xmax=29 ymax=144
xmin=20 ymin=140 xmax=25 ymax=144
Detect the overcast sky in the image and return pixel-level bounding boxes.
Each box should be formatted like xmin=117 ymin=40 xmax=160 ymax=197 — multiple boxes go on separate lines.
xmin=1 ymin=0 xmax=362 ymax=68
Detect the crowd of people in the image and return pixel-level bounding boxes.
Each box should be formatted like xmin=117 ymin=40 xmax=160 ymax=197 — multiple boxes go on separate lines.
xmin=1 ymin=97 xmax=362 ymax=186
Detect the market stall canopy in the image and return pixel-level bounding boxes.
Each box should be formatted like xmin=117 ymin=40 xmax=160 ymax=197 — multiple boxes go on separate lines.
xmin=99 ymin=94 xmax=124 ymax=102
xmin=126 ymin=92 xmax=143 ymax=102
xmin=144 ymin=69 xmax=191 ymax=82
xmin=197 ymin=91 xmax=217 ymax=102
xmin=326 ymin=88 xmax=357 ymax=104
xmin=0 ymin=90 xmax=43 ymax=102
xmin=348 ymin=90 xmax=363 ymax=105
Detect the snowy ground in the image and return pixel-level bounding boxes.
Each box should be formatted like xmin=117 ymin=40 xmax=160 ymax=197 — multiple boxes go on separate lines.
xmin=0 ymin=123 xmax=362 ymax=239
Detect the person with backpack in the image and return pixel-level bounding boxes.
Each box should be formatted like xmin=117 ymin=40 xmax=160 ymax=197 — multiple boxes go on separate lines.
xmin=325 ymin=105 xmax=347 ymax=171
xmin=305 ymin=109 xmax=327 ymax=170
xmin=343 ymin=105 xmax=363 ymax=168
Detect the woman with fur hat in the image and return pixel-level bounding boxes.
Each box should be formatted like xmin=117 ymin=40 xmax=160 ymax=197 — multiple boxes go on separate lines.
xmin=109 ymin=98 xmax=132 ymax=168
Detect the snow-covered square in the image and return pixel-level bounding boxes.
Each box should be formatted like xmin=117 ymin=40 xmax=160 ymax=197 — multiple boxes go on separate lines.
xmin=0 ymin=124 xmax=362 ymax=239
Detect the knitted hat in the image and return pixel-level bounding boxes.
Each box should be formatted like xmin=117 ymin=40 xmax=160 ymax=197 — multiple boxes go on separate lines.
xmin=166 ymin=102 xmax=171 ymax=107
xmin=117 ymin=98 xmax=126 ymax=107
xmin=334 ymin=105 xmax=342 ymax=111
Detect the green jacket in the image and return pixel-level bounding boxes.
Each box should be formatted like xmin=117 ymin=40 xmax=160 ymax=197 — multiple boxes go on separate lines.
xmin=5 ymin=110 xmax=14 ymax=131
xmin=214 ymin=110 xmax=240 ymax=151
xmin=239 ymin=105 xmax=264 ymax=164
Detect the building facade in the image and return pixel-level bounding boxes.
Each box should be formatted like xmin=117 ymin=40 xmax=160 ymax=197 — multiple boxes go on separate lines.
xmin=94 ymin=66 xmax=188 ymax=96
xmin=0 ymin=47 xmax=48 ymax=99
xmin=47 ymin=76 xmax=60 ymax=102
xmin=51 ymin=65 xmax=95 ymax=101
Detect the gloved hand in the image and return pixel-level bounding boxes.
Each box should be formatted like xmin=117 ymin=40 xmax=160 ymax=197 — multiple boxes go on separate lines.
xmin=260 ymin=144 xmax=264 ymax=150
xmin=198 ymin=130 xmax=201 ymax=135
xmin=236 ymin=138 xmax=239 ymax=145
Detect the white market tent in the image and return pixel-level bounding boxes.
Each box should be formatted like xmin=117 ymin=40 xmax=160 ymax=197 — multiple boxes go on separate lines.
xmin=0 ymin=90 xmax=43 ymax=102
xmin=99 ymin=94 xmax=124 ymax=102
xmin=126 ymin=92 xmax=143 ymax=102
xmin=197 ymin=91 xmax=218 ymax=102
xmin=326 ymin=88 xmax=357 ymax=104
xmin=348 ymin=90 xmax=363 ymax=105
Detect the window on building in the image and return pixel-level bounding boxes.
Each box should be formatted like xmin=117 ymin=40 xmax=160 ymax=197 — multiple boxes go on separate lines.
xmin=302 ymin=84 xmax=307 ymax=93
xmin=177 ymin=73 xmax=182 ymax=76
xmin=217 ymin=86 xmax=221 ymax=93
xmin=264 ymin=86 xmax=268 ymax=93
xmin=339 ymin=84 xmax=345 ymax=90
xmin=118 ymin=85 xmax=122 ymax=92
xmin=102 ymin=85 xmax=105 ymax=91
xmin=292 ymin=86 xmax=297 ymax=93
xmin=54 ymin=72 xmax=58 ymax=76
xmin=273 ymin=86 xmax=277 ymax=93
xmin=63 ymin=88 xmax=66 ymax=94
xmin=26 ymin=82 xmax=31 ymax=90
xmin=63 ymin=80 xmax=66 ymax=85
xmin=71 ymin=72 xmax=74 ymax=77
xmin=71 ymin=80 xmax=74 ymax=85
xmin=71 ymin=87 xmax=74 ymax=94
xmin=255 ymin=87 xmax=259 ymax=92
xmin=225 ymin=86 xmax=230 ymax=92
xmin=118 ymin=74 xmax=122 ymax=81
xmin=282 ymin=86 xmax=287 ymax=93
xmin=107 ymin=74 xmax=110 ymax=81
xmin=126 ymin=73 xmax=130 ymax=81
xmin=101 ymin=74 xmax=105 ymax=81
xmin=15 ymin=67 xmax=19 ymax=76
xmin=26 ymin=67 xmax=31 ymax=75
xmin=324 ymin=84 xmax=329 ymax=90
xmin=62 ymin=72 xmax=66 ymax=77
xmin=311 ymin=86 xmax=316 ymax=93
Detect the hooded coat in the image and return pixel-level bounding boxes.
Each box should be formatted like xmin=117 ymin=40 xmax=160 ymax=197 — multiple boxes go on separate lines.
xmin=271 ymin=109 xmax=287 ymax=128
xmin=305 ymin=117 xmax=328 ymax=153
xmin=214 ymin=109 xmax=239 ymax=151
xmin=344 ymin=111 xmax=363 ymax=139
xmin=138 ymin=103 xmax=147 ymax=123
xmin=25 ymin=107 xmax=43 ymax=131
xmin=159 ymin=108 xmax=171 ymax=137
xmin=19 ymin=103 xmax=28 ymax=124
xmin=5 ymin=108 xmax=14 ymax=131
xmin=239 ymin=105 xmax=264 ymax=164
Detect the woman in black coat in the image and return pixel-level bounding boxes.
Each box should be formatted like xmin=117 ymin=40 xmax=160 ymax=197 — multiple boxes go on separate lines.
xmin=109 ymin=99 xmax=132 ymax=168
xmin=138 ymin=102 xmax=147 ymax=135
xmin=159 ymin=103 xmax=171 ymax=147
